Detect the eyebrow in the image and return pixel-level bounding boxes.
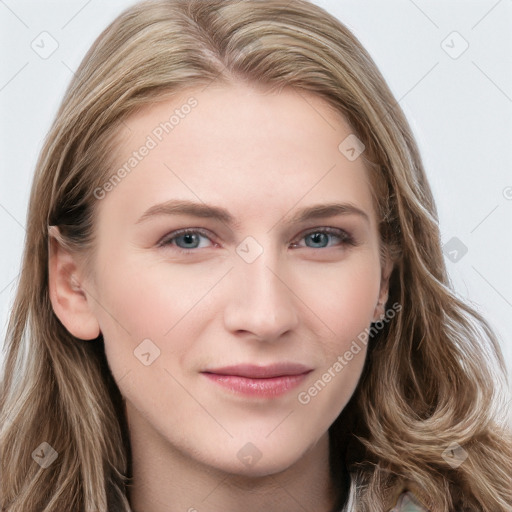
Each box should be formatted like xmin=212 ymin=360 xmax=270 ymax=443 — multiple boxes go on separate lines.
xmin=136 ymin=199 xmax=370 ymax=228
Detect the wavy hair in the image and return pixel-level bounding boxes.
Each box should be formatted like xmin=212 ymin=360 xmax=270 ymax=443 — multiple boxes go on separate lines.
xmin=1 ymin=1 xmax=511 ymax=511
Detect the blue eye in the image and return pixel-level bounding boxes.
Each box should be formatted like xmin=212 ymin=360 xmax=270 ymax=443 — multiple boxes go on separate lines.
xmin=158 ymin=229 xmax=213 ymax=251
xmin=158 ymin=227 xmax=355 ymax=253
xmin=294 ymin=228 xmax=354 ymax=249
xmin=305 ymin=232 xmax=336 ymax=248
xmin=173 ymin=232 xmax=206 ymax=249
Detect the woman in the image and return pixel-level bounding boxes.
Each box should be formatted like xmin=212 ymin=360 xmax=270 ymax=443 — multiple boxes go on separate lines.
xmin=1 ymin=1 xmax=510 ymax=511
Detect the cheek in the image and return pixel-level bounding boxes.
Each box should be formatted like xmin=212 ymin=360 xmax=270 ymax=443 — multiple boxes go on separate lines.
xmin=289 ymin=255 xmax=380 ymax=405
xmin=291 ymin=264 xmax=380 ymax=421
xmin=292 ymin=254 xmax=381 ymax=344
xmin=91 ymin=258 xmax=226 ymax=367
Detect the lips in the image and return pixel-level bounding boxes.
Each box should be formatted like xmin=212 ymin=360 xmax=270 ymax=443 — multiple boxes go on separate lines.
xmin=201 ymin=363 xmax=312 ymax=397
xmin=203 ymin=363 xmax=312 ymax=379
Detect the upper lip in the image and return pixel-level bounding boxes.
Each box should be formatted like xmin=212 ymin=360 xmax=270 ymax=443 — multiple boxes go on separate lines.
xmin=202 ymin=363 xmax=312 ymax=379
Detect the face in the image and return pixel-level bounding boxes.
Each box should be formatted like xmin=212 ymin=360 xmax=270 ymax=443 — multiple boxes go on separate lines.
xmin=71 ymin=83 xmax=390 ymax=476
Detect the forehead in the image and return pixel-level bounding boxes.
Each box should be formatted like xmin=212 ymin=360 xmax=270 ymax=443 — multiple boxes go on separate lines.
xmin=97 ymin=82 xmax=377 ymax=230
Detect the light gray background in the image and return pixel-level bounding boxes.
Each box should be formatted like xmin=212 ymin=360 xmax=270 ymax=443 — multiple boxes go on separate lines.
xmin=1 ymin=0 xmax=511 ymax=384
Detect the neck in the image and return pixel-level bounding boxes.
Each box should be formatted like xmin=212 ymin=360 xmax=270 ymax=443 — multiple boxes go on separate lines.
xmin=125 ymin=406 xmax=343 ymax=512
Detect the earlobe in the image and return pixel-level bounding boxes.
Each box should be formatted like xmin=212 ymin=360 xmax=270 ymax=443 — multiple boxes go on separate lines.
xmin=48 ymin=226 xmax=100 ymax=341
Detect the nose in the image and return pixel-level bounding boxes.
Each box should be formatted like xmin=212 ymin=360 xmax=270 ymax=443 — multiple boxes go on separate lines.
xmin=222 ymin=252 xmax=300 ymax=342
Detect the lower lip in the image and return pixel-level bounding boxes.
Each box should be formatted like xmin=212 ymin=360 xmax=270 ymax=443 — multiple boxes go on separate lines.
xmin=202 ymin=372 xmax=310 ymax=397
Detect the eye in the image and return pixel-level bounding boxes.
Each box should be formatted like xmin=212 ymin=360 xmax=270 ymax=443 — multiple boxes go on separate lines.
xmin=158 ymin=229 xmax=215 ymax=252
xmin=291 ymin=227 xmax=355 ymax=249
xmin=157 ymin=226 xmax=355 ymax=254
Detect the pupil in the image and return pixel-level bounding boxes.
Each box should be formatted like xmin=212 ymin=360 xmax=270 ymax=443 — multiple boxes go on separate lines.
xmin=309 ymin=233 xmax=327 ymax=247
xmin=181 ymin=234 xmax=198 ymax=248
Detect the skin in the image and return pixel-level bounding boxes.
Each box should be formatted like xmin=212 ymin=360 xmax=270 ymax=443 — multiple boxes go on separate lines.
xmin=49 ymin=82 xmax=392 ymax=512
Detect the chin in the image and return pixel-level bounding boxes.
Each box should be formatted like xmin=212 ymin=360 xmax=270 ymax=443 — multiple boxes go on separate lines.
xmin=217 ymin=453 xmax=301 ymax=480
xmin=207 ymin=436 xmax=315 ymax=479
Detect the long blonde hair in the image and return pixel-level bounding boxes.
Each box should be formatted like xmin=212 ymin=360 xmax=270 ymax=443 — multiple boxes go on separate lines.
xmin=1 ymin=1 xmax=511 ymax=511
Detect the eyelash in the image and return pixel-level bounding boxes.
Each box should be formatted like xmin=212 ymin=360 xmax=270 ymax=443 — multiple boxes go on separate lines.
xmin=157 ymin=227 xmax=356 ymax=254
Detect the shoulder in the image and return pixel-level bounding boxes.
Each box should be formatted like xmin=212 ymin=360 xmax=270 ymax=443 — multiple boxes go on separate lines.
xmin=390 ymin=491 xmax=430 ymax=512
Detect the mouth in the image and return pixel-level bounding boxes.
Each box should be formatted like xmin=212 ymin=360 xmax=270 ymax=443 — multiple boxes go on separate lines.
xmin=201 ymin=363 xmax=313 ymax=398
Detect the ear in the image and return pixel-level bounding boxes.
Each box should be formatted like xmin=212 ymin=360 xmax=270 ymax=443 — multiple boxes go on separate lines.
xmin=48 ymin=226 xmax=100 ymax=340
xmin=372 ymin=256 xmax=393 ymax=322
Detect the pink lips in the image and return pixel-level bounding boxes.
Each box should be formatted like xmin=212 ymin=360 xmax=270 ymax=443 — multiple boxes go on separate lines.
xmin=202 ymin=363 xmax=312 ymax=398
